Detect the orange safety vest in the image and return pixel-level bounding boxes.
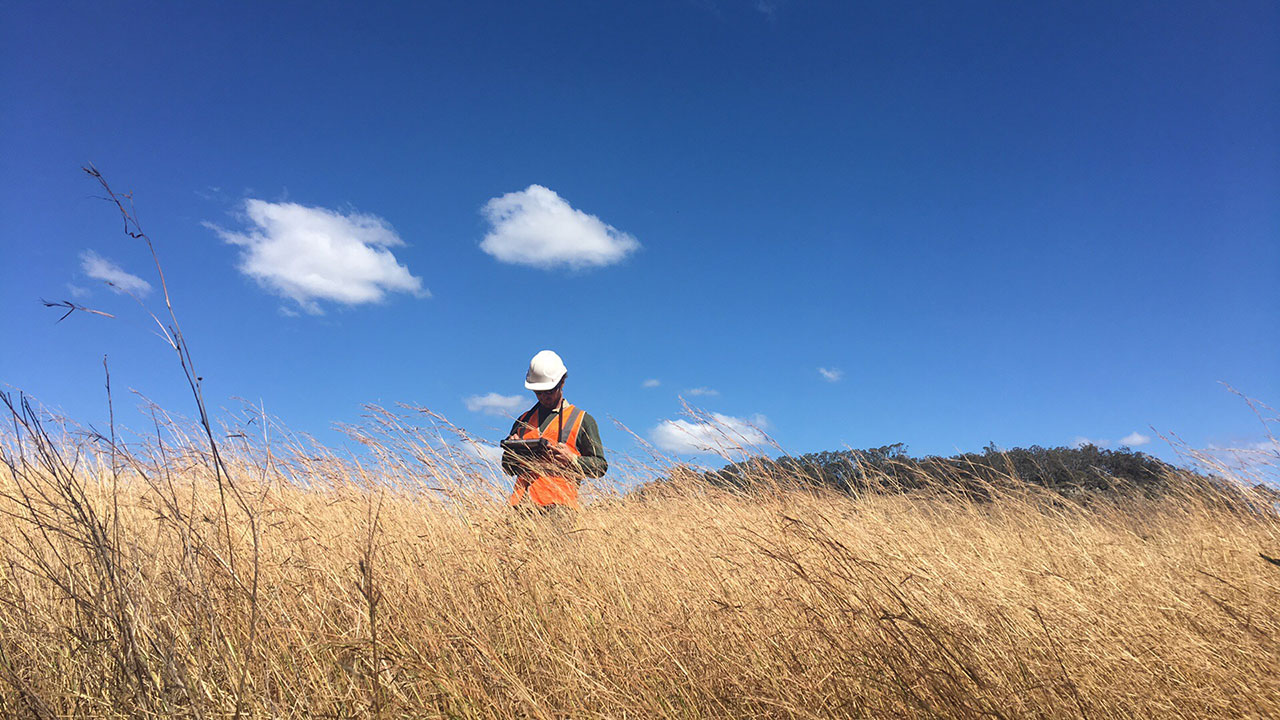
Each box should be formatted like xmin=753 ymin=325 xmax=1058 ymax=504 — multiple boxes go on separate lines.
xmin=508 ymin=402 xmax=587 ymax=509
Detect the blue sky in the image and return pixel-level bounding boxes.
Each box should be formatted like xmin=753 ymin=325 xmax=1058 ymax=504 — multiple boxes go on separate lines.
xmin=2 ymin=1 xmax=1277 ymax=472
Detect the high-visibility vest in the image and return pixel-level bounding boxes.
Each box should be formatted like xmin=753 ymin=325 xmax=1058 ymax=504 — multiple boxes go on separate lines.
xmin=508 ymin=402 xmax=587 ymax=509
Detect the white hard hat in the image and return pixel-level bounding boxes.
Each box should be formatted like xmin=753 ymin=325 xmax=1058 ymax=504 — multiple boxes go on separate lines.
xmin=525 ymin=350 xmax=567 ymax=391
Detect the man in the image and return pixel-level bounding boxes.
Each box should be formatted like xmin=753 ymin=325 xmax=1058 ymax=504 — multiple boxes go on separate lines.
xmin=502 ymin=350 xmax=607 ymax=510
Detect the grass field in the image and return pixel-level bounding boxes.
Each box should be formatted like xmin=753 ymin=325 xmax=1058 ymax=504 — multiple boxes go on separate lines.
xmin=1 ymin=400 xmax=1277 ymax=719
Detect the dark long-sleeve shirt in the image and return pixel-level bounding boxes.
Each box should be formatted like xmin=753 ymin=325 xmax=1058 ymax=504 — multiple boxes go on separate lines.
xmin=501 ymin=402 xmax=608 ymax=479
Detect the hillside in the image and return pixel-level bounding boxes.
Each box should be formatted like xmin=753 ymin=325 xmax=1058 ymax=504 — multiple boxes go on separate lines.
xmin=1 ymin=401 xmax=1277 ymax=718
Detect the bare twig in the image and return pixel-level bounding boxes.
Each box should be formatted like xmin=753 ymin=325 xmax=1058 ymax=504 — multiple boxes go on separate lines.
xmin=39 ymin=299 xmax=115 ymax=323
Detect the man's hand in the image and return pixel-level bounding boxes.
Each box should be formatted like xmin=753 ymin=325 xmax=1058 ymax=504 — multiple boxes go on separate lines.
xmin=546 ymin=442 xmax=578 ymax=469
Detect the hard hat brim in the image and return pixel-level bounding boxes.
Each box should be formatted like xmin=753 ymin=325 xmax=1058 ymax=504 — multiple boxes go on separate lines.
xmin=524 ymin=377 xmax=561 ymax=391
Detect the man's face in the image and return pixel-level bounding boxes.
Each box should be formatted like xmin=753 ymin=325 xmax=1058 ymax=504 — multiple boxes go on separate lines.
xmin=534 ymin=381 xmax=563 ymax=410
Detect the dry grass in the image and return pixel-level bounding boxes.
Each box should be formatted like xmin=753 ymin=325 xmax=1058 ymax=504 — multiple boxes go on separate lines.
xmin=11 ymin=168 xmax=1273 ymax=717
xmin=0 ymin=401 xmax=1277 ymax=719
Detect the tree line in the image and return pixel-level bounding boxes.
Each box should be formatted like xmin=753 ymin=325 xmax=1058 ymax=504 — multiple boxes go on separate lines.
xmin=692 ymin=443 xmax=1191 ymax=500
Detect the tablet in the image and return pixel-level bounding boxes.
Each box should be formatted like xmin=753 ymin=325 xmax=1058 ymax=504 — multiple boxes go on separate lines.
xmin=500 ymin=438 xmax=550 ymax=456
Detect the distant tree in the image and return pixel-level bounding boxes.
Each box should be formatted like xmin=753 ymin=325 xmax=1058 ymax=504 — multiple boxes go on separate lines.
xmin=688 ymin=443 xmax=1186 ymax=500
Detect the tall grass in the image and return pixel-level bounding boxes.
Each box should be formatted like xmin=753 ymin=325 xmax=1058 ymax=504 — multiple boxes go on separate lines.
xmin=0 ymin=399 xmax=1276 ymax=719
xmin=7 ymin=169 xmax=1276 ymax=717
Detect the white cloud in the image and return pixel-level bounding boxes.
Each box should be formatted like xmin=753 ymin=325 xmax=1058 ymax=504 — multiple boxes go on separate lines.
xmin=642 ymin=379 xmax=661 ymax=388
xmin=479 ymin=185 xmax=639 ymax=270
xmin=818 ymin=367 xmax=843 ymax=382
xmin=1207 ymin=439 xmax=1280 ymax=453
xmin=1120 ymin=432 xmax=1151 ymax=447
xmin=464 ymin=393 xmax=527 ymax=416
xmin=460 ymin=441 xmax=504 ymax=465
xmin=195 ymin=186 xmax=227 ymax=202
xmin=685 ymin=387 xmax=719 ymax=397
xmin=66 ymin=283 xmax=90 ymax=299
xmin=1201 ymin=439 xmax=1279 ymax=483
xmin=206 ymin=199 xmax=427 ymax=314
xmin=1073 ymin=433 xmax=1153 ymax=449
xmin=651 ymin=413 xmax=769 ymax=454
xmin=80 ymin=251 xmax=152 ymax=296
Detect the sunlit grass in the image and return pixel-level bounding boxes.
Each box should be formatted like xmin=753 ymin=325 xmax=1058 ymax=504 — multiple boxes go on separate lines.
xmin=1 ymin=401 xmax=1277 ymax=719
